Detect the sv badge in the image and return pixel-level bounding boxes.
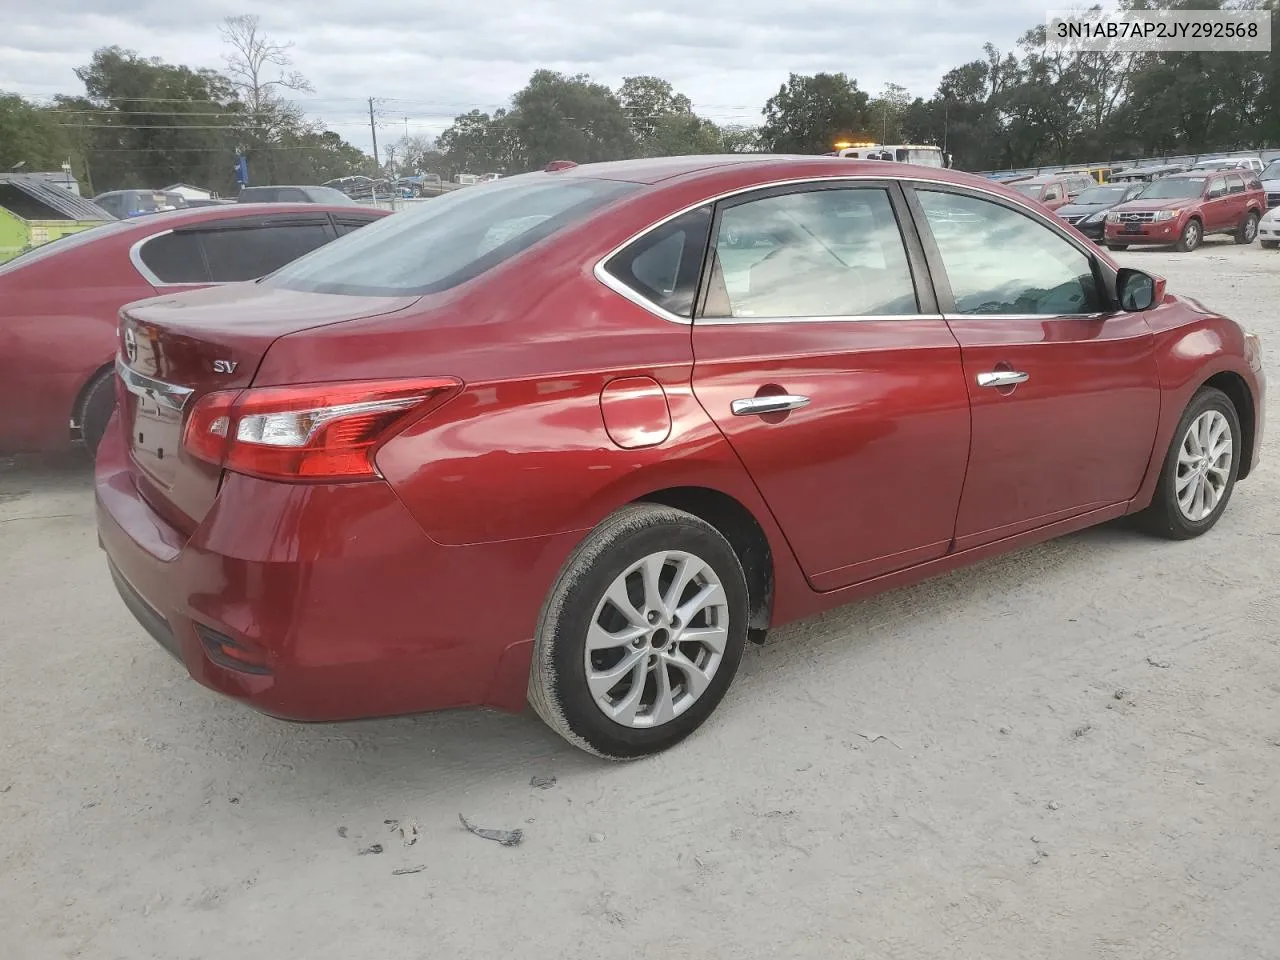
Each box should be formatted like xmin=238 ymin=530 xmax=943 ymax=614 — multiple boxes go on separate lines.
xmin=212 ymin=359 xmax=239 ymax=374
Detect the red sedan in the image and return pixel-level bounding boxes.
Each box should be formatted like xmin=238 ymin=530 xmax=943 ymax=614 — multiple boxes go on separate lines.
xmin=96 ymin=156 xmax=1265 ymax=759
xmin=0 ymin=203 xmax=386 ymax=455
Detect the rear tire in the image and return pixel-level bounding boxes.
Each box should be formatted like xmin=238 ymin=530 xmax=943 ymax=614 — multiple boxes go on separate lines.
xmin=528 ymin=504 xmax=749 ymax=759
xmin=1235 ymin=211 xmax=1259 ymax=244
xmin=1175 ymin=218 xmax=1202 ymax=252
xmin=77 ymin=368 xmax=116 ymax=458
xmin=1134 ymin=387 xmax=1240 ymax=540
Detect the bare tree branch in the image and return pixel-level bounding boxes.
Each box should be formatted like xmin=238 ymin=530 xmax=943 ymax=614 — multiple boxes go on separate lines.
xmin=219 ymin=14 xmax=314 ymax=115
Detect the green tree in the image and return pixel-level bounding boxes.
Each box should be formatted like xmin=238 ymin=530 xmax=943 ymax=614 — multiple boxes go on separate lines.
xmin=760 ymin=73 xmax=871 ymax=154
xmin=507 ymin=70 xmax=635 ymax=169
xmin=867 ymin=82 xmax=912 ymax=143
xmin=436 ymin=109 xmax=520 ymax=176
xmin=57 ymin=46 xmax=243 ymax=193
xmin=0 ymin=94 xmax=69 ymax=171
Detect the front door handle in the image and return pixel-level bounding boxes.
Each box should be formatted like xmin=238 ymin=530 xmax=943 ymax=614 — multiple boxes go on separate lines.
xmin=976 ymin=370 xmax=1029 ymax=388
xmin=731 ymin=395 xmax=811 ymax=416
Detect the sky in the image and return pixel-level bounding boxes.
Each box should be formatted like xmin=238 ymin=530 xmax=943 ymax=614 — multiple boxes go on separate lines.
xmin=2 ymin=0 xmax=1069 ymax=154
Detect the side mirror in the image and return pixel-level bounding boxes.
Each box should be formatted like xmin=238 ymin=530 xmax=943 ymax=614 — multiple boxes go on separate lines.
xmin=1116 ymin=267 xmax=1162 ymax=311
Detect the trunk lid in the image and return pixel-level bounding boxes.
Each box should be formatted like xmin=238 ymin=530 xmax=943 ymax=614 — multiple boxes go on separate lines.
xmin=116 ymin=283 xmax=418 ymax=532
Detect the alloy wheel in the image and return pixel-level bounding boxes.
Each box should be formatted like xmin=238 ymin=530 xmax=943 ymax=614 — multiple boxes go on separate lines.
xmin=1176 ymin=409 xmax=1233 ymax=522
xmin=584 ymin=550 xmax=729 ymax=728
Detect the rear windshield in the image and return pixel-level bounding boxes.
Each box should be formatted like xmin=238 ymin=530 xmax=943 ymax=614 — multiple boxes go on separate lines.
xmin=267 ymin=175 xmax=638 ymax=296
xmin=1139 ymin=178 xmax=1206 ymax=199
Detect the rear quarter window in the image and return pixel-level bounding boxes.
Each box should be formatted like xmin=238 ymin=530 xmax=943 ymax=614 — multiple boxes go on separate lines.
xmin=137 ymin=231 xmax=210 ymax=284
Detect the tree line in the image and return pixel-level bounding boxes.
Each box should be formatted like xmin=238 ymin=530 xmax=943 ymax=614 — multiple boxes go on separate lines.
xmin=3 ymin=0 xmax=1279 ymax=194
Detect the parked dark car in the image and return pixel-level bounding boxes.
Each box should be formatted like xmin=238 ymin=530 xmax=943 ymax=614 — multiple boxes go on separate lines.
xmin=1105 ymin=170 xmax=1265 ymax=251
xmin=1054 ymin=182 xmax=1148 ymax=241
xmin=0 ymin=203 xmax=387 ymax=455
xmin=93 ymin=189 xmax=187 ymax=218
xmin=95 ymin=155 xmax=1264 ymax=759
xmin=237 ymin=185 xmax=358 ymax=204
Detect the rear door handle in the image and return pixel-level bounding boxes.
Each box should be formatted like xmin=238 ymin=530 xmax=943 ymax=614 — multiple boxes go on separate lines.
xmin=731 ymin=395 xmax=811 ymax=416
xmin=976 ymin=370 xmax=1029 ymax=388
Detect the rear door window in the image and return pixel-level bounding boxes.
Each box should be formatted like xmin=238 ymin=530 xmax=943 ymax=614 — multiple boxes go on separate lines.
xmin=198 ymin=221 xmax=335 ymax=282
xmin=1226 ymin=174 xmax=1246 ymax=194
xmin=137 ymin=231 xmax=210 ymax=284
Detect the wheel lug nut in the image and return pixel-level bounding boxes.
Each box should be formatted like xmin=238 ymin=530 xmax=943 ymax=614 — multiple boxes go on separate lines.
xmin=646 ymin=611 xmax=660 ymax=624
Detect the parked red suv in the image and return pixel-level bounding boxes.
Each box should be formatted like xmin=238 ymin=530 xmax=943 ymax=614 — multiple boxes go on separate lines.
xmin=1105 ymin=171 xmax=1264 ymax=251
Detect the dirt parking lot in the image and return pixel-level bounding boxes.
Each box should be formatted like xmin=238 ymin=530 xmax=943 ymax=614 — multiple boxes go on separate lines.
xmin=2 ymin=238 xmax=1278 ymax=960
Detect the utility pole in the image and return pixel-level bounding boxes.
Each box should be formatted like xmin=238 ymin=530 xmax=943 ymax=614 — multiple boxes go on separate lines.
xmin=368 ymin=97 xmax=380 ymax=169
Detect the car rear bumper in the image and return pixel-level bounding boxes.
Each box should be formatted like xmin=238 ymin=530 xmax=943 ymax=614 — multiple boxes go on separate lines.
xmin=94 ymin=414 xmax=562 ymax=720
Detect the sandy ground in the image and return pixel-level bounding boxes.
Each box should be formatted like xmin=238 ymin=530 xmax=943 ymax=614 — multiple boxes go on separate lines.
xmin=2 ymin=238 xmax=1278 ymax=960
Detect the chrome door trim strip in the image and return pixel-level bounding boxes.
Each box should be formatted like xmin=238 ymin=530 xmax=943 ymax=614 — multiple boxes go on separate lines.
xmin=696 ymin=313 xmax=945 ymax=326
xmin=591 ymin=172 xmax=1105 ymax=327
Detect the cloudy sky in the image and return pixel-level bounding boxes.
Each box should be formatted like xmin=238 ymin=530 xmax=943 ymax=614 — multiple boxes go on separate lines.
xmin=3 ymin=0 xmax=1078 ymax=153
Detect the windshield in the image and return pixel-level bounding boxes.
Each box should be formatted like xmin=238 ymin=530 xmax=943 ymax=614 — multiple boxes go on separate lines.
xmin=1137 ymin=177 xmax=1206 ymax=199
xmin=1262 ymin=161 xmax=1280 ymax=181
xmin=1010 ymin=183 xmax=1043 ymax=198
xmin=268 ymin=175 xmax=638 ymax=296
xmin=1075 ymin=186 xmax=1129 ymax=204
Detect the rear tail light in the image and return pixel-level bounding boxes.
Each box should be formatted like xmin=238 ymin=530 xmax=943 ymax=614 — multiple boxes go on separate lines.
xmin=183 ymin=378 xmax=460 ymax=482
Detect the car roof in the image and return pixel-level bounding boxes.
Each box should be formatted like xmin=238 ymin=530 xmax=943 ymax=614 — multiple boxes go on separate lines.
xmin=545 ymin=154 xmax=981 ymax=187
xmin=121 ymin=202 xmax=383 ymax=225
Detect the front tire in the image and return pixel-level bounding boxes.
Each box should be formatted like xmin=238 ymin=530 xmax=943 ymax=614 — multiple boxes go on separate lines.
xmin=1235 ymin=211 xmax=1259 ymax=244
xmin=77 ymin=368 xmax=116 ymax=457
xmin=1106 ymin=243 xmax=1129 ymax=251
xmin=1175 ymin=218 xmax=1202 ymax=252
xmin=1261 ymin=239 xmax=1279 ymax=250
xmin=1135 ymin=387 xmax=1241 ymax=540
xmin=529 ymin=504 xmax=749 ymax=759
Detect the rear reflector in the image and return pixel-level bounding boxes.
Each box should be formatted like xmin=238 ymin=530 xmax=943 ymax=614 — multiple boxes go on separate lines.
xmin=195 ymin=623 xmax=271 ymax=675
xmin=183 ymin=378 xmax=460 ymax=482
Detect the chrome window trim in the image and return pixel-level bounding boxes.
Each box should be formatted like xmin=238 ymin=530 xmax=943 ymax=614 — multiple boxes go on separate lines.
xmin=943 ymin=312 xmax=1108 ymax=322
xmin=592 ymin=173 xmax=1106 ymax=326
xmin=698 ymin=312 xmax=944 ymax=326
xmin=129 ymin=229 xmax=224 ymax=288
xmin=115 ymin=355 xmax=194 ymax=411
